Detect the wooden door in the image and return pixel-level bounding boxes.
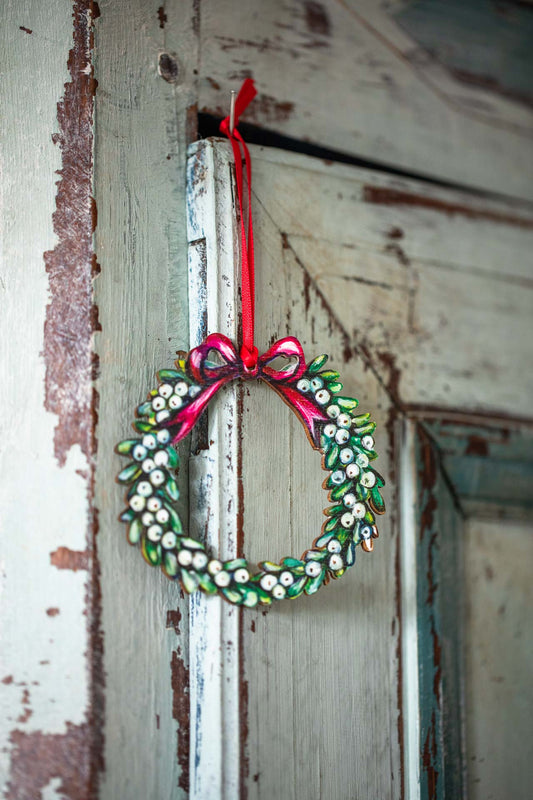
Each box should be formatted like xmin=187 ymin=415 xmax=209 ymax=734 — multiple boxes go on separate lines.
xmin=184 ymin=140 xmax=533 ymax=799
xmin=2 ymin=1 xmax=533 ymax=798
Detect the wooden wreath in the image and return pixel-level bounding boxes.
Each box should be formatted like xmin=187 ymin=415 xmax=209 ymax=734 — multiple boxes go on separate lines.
xmin=116 ymin=334 xmax=385 ymax=607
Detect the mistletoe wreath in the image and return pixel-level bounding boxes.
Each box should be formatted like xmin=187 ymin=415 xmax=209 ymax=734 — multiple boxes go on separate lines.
xmin=116 ymin=80 xmax=385 ymax=607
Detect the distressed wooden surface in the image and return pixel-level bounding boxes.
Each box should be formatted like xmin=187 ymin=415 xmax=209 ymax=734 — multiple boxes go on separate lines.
xmin=188 ymin=140 xmax=401 ymax=799
xmin=463 ymin=517 xmax=533 ymax=800
xmin=197 ymin=0 xmax=533 ymax=200
xmin=93 ymin=1 xmax=197 ymax=798
xmin=0 ymin=3 xmax=101 ymax=798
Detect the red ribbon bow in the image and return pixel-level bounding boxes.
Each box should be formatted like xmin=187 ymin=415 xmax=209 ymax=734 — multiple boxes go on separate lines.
xmin=168 ymin=334 xmax=328 ymax=447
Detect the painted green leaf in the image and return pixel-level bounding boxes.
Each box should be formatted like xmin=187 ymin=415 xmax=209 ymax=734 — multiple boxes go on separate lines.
xmin=222 ymin=587 xmax=244 ymax=605
xmin=282 ymin=557 xmax=303 ymax=568
xmin=325 ymin=443 xmax=339 ymax=469
xmin=157 ymin=369 xmax=187 ymax=381
xmin=304 ymin=550 xmax=324 ymax=561
xmin=116 ymin=439 xmax=138 ymax=456
xmin=137 ymin=402 xmax=153 ymax=417
xmin=328 ymin=382 xmax=343 ymax=394
xmin=167 ymin=447 xmax=179 ymax=468
xmin=308 ymin=354 xmax=328 ymax=373
xmin=242 ymin=588 xmax=260 ymax=608
xmin=324 ymin=516 xmax=338 ymax=532
xmin=319 ymin=370 xmax=340 ymax=381
xmin=142 ymin=537 xmax=161 ymax=566
xmin=345 ymin=541 xmax=356 ymax=567
xmin=180 ymin=569 xmax=199 ymax=593
xmin=259 ymin=561 xmax=282 ymax=573
xmin=165 ymin=476 xmax=179 ymax=501
xmin=305 ymin=572 xmax=324 ymax=595
xmin=178 ymin=537 xmax=203 ymax=550
xmin=364 ymin=508 xmax=375 ymax=524
xmin=127 ymin=517 xmax=143 ymax=544
xmin=120 ymin=508 xmax=135 ymax=523
xmin=324 ymin=503 xmax=344 ymax=517
xmin=198 ymin=572 xmax=217 ymax=594
xmin=352 ymin=413 xmax=371 ymax=427
xmin=134 ymin=420 xmax=154 ymax=433
xmin=336 ymin=396 xmax=358 ymax=410
xmin=330 ymin=482 xmax=352 ymax=501
xmin=287 ymin=576 xmax=307 ymax=598
xmin=315 ymin=531 xmax=334 ymax=548
xmin=370 ymin=486 xmax=385 ymax=513
xmin=225 ymin=558 xmax=247 ymax=571
xmin=117 ymin=463 xmax=142 ymax=483
xmin=168 ymin=506 xmax=183 ymax=534
xmin=163 ymin=551 xmax=179 ymax=577
xmin=353 ymin=422 xmax=375 ymax=436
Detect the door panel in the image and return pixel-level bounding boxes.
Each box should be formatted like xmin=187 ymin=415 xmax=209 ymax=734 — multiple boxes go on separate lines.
xmin=187 ymin=139 xmax=533 ymax=798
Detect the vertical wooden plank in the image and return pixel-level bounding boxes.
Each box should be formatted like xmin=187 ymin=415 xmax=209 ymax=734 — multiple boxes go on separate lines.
xmin=93 ymin=1 xmax=197 ymax=797
xmin=186 ymin=141 xmax=242 ymax=798
xmin=0 ymin=2 xmax=101 ymax=796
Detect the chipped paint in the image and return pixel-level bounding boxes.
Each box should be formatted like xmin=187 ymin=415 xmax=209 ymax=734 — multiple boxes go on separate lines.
xmin=363 ymin=186 xmax=533 ymax=229
xmin=50 ymin=546 xmax=89 ymax=571
xmin=171 ymin=651 xmax=190 ymax=793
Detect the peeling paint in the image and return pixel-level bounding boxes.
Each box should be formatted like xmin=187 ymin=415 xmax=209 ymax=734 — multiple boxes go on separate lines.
xmin=50 ymin=546 xmax=89 ymax=571
xmin=364 ymin=185 xmax=533 ymax=229
xmin=171 ymin=651 xmax=190 ymax=793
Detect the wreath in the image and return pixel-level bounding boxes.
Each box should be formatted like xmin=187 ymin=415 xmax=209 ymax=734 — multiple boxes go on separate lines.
xmin=116 ymin=334 xmax=385 ymax=607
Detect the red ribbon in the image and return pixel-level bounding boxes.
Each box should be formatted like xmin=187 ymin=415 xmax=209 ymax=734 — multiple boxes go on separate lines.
xmin=167 ymin=334 xmax=328 ymax=447
xmin=219 ymin=78 xmax=258 ymax=370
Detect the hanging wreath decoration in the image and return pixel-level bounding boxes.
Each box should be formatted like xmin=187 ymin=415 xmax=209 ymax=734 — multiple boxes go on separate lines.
xmin=116 ymin=80 xmax=385 ymax=607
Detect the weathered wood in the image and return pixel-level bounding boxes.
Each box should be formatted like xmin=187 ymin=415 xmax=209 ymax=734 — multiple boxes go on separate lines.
xmin=198 ymin=0 xmax=533 ymax=200
xmin=0 ymin=3 xmax=101 ymax=797
xmin=93 ymin=1 xmax=197 ymax=798
xmin=188 ymin=140 xmax=401 ymax=799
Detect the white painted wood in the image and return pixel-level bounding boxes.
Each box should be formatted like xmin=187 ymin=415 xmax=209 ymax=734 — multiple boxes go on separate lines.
xmin=463 ymin=517 xmax=533 ymax=800
xmin=0 ymin=2 xmax=90 ymax=792
xmin=198 ymin=0 xmax=533 ymax=200
xmin=187 ymin=141 xmax=241 ymax=799
xmin=93 ymin=2 xmax=197 ymax=798
xmin=399 ymin=420 xmax=420 ymax=800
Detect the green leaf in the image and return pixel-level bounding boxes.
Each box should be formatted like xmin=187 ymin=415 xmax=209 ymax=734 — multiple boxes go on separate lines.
xmin=324 ymin=516 xmax=338 ymax=532
xmin=142 ymin=538 xmax=161 ymax=566
xmin=120 ymin=508 xmax=135 ymax=523
xmin=222 ymin=587 xmax=244 ymax=605
xmin=127 ymin=517 xmax=143 ymax=544
xmin=305 ymin=571 xmax=324 ymax=595
xmin=178 ymin=537 xmax=204 ymax=550
xmin=116 ymin=439 xmax=138 ymax=456
xmin=167 ymin=447 xmax=179 ymax=468
xmin=198 ymin=572 xmax=218 ymax=594
xmin=336 ymin=396 xmax=358 ymax=410
xmin=158 ymin=369 xmax=186 ymax=381
xmin=168 ymin=505 xmax=183 ymax=534
xmin=163 ymin=551 xmax=179 ymax=577
xmin=308 ymin=354 xmax=328 ymax=374
xmin=242 ymin=588 xmax=260 ymax=607
xmin=353 ymin=422 xmax=375 ymax=436
xmin=328 ymin=382 xmax=343 ymax=394
xmin=137 ymin=402 xmax=153 ymax=417
xmin=315 ymin=531 xmax=334 ymax=548
xmin=224 ymin=558 xmax=248 ymax=571
xmin=370 ymin=486 xmax=386 ymax=513
xmin=319 ymin=370 xmax=340 ymax=381
xmin=282 ymin=557 xmax=303 ymax=568
xmin=117 ymin=463 xmax=142 ymax=483
xmin=180 ymin=569 xmax=199 ymax=593
xmin=345 ymin=541 xmax=356 ymax=567
xmin=134 ymin=419 xmax=154 ymax=433
xmin=165 ymin=476 xmax=179 ymax=501
xmin=304 ymin=550 xmax=324 ymax=561
xmin=324 ymin=504 xmax=344 ymax=517
xmin=330 ymin=482 xmax=352 ymax=501
xmin=287 ymin=576 xmax=307 ymax=598
xmin=325 ymin=443 xmax=339 ymax=469
xmin=259 ymin=560 xmax=282 ymax=573
xmin=364 ymin=508 xmax=375 ymax=524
